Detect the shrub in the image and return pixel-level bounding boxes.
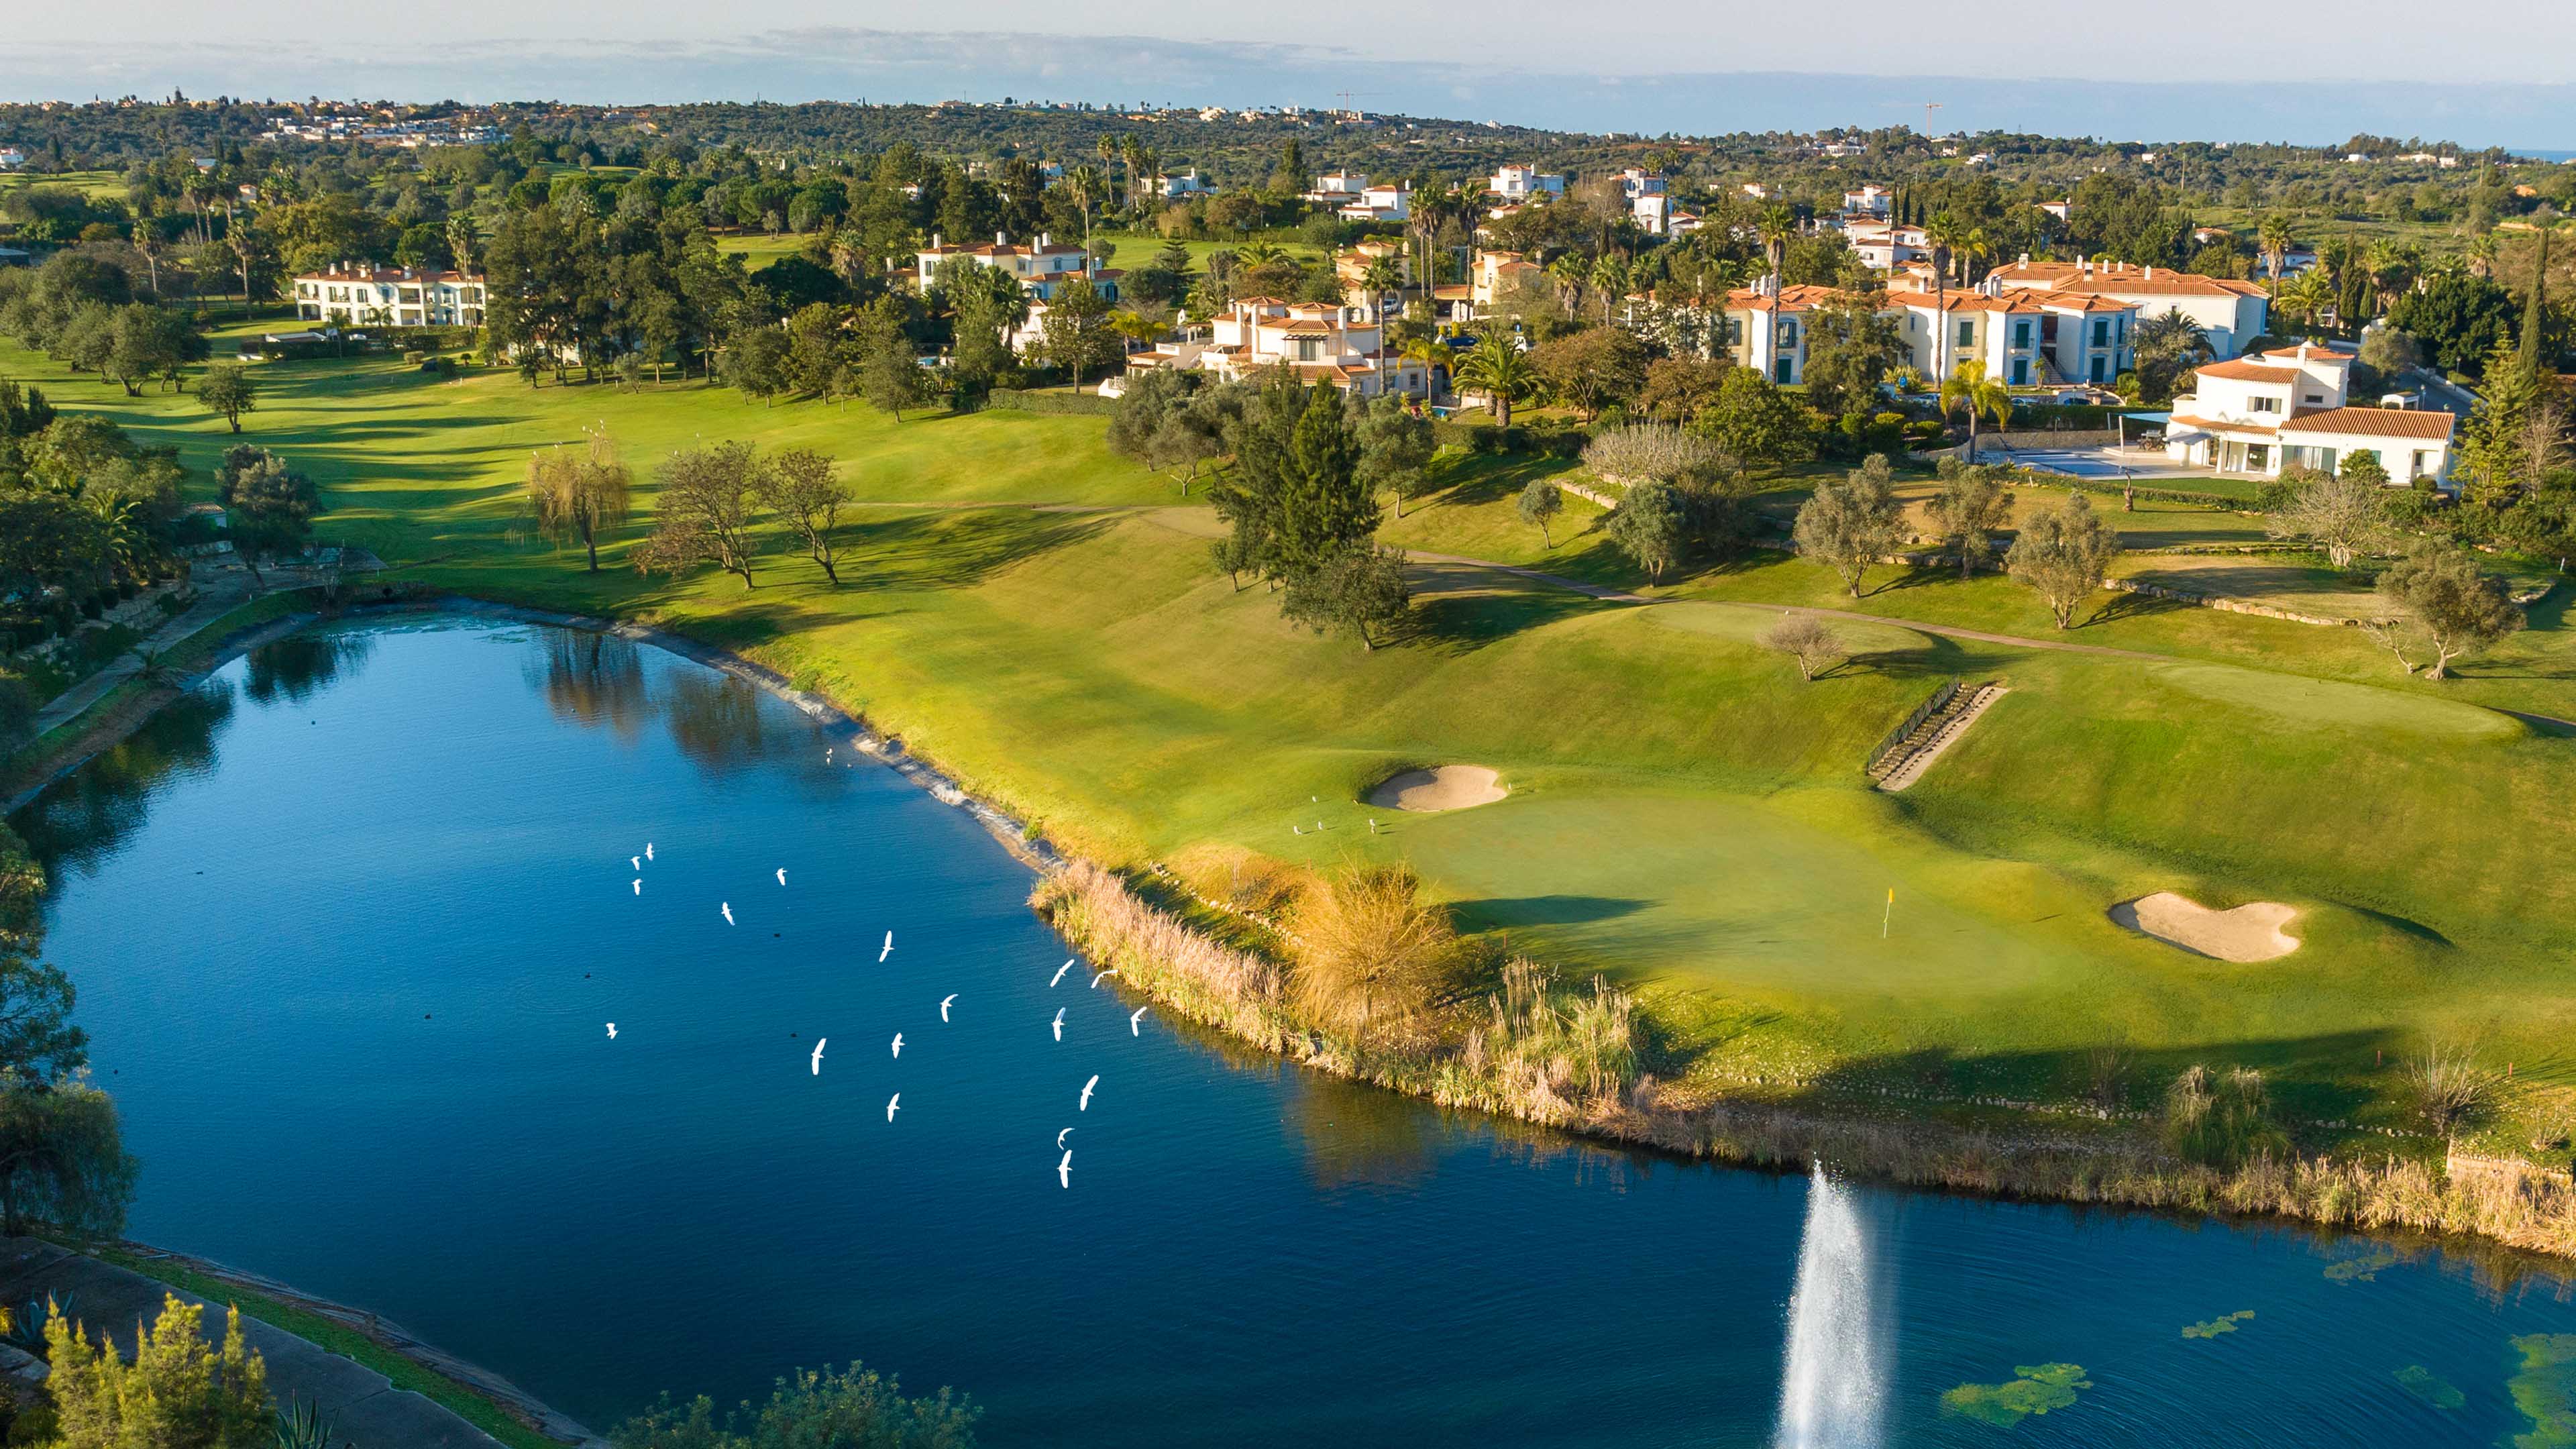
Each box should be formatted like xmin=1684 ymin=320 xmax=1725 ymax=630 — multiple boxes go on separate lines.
xmin=1291 ymin=863 xmax=1473 ymax=1046
xmin=1760 ymin=612 xmax=1843 ymax=680
xmin=2405 ymin=1044 xmax=2498 ymax=1135
xmin=2163 ymin=1065 xmax=2290 ymax=1168
xmin=985 ymin=386 xmax=1117 ymax=416
xmin=1580 ymin=422 xmax=1738 ymax=490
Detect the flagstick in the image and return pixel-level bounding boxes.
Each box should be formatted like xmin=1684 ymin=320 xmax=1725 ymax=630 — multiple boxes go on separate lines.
xmin=1882 ymin=888 xmax=1893 ymax=940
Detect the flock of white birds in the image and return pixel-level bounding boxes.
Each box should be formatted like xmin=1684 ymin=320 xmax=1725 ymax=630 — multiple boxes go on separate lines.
xmin=615 ymin=802 xmax=1146 ymax=1190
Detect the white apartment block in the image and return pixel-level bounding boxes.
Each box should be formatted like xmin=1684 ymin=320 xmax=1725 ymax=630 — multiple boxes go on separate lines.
xmin=2165 ymin=345 xmax=2455 ymax=484
xmin=1124 ymin=298 xmax=1430 ymax=398
xmin=292 ymin=265 xmax=486 ymax=327
xmin=1986 ymin=258 xmax=2271 ymax=359
xmin=1723 ymin=274 xmax=2139 ymax=389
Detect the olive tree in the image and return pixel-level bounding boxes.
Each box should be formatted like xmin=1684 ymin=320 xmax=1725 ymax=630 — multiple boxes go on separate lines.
xmin=2369 ymin=539 xmax=2524 ymax=679
xmin=2006 ymin=493 xmax=2122 ymax=629
xmin=1791 ymin=458 xmax=1902 ymax=596
xmin=1925 ymin=458 xmax=2014 ymax=578
xmin=1515 ymin=478 xmax=1564 ymax=547
xmin=633 ymin=441 xmax=768 ymax=589
xmin=2265 ymin=463 xmax=2388 ymax=570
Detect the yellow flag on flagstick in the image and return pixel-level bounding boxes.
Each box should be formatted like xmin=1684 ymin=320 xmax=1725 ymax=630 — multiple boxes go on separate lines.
xmin=1882 ymin=887 xmax=1894 ymax=938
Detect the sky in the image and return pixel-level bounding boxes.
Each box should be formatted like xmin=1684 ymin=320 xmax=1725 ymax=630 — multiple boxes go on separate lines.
xmin=8 ymin=3 xmax=2576 ymax=147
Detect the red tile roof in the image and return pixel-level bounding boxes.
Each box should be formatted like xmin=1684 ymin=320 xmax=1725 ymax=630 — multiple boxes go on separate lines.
xmin=2277 ymin=407 xmax=2456 ymax=441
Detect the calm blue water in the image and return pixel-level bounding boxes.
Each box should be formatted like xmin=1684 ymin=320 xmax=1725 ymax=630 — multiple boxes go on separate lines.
xmin=15 ymin=616 xmax=2576 ymax=1446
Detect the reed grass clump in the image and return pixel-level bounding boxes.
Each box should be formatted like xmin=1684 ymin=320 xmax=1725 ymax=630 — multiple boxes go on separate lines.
xmin=2406 ymin=1044 xmax=2500 ymax=1136
xmin=1287 ymin=863 xmax=1472 ymax=1049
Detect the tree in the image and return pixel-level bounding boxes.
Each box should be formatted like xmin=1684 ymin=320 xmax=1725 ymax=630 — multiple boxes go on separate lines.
xmin=2371 ymin=540 xmax=2524 ymax=679
xmin=2264 ymin=463 xmax=2387 ymax=569
xmin=1761 ymin=613 xmax=1843 ymax=681
xmin=2006 ymin=492 xmax=2121 ymax=628
xmin=213 ymin=445 xmax=318 ymax=585
xmin=529 ymin=425 xmax=633 ymax=573
xmin=103 ymin=304 xmax=193 ymax=398
xmin=1635 ymin=356 xmax=1731 ymax=425
xmin=1799 ymin=293 xmax=1905 ymax=417
xmin=1352 ymin=392 xmax=1436 ymax=517
xmin=2132 ymin=309 xmax=2212 ymax=405
xmin=1607 ymin=478 xmax=1689 ymax=583
xmin=1927 ymin=459 xmax=2015 ymax=578
xmin=1792 ymin=460 xmax=1903 ymax=596
xmin=1516 ymin=478 xmax=1564 ymax=547
xmin=1289 ymin=863 xmax=1467 ymax=1044
xmin=633 ymin=441 xmax=767 ymax=589
xmin=1452 ymin=331 xmax=1539 ymax=426
xmin=1271 ymin=382 xmax=1379 ymax=574
xmin=938 ymin=257 xmax=1027 ymax=387
xmin=196 ymin=361 xmax=255 ymax=433
xmin=2257 ymin=213 xmax=2292 ymax=294
xmin=1528 ymin=326 xmax=1646 ymax=420
xmin=1038 ymin=277 xmax=1120 ymax=392
xmin=761 ymin=447 xmax=851 ymax=584
xmin=722 ymin=327 xmax=793 ymax=406
xmin=2387 ymin=274 xmax=2519 ymax=377
xmin=40 ymin=1294 xmax=272 ymax=1448
xmin=1938 ymin=357 xmax=2011 ymax=452
xmin=610 ymin=1363 xmax=979 ymax=1449
xmin=1695 ymin=365 xmax=1815 ymax=468
xmin=1281 ymin=543 xmax=1412 ymax=649
xmin=853 ymin=298 xmax=930 ymax=420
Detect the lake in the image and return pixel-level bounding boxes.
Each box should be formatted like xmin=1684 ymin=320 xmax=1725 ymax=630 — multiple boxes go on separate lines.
xmin=15 ymin=614 xmax=2576 ymax=1447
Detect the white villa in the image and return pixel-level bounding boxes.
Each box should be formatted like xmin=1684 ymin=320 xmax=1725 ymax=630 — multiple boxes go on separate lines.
xmin=1489 ymin=164 xmax=1564 ymax=200
xmin=914 ymin=231 xmax=1117 ymax=304
xmin=292 ymin=265 xmax=486 ymax=327
xmin=2164 ymin=344 xmax=2456 ymax=484
xmin=1124 ymin=298 xmax=1432 ymax=398
xmin=1986 ymin=257 xmax=2271 ymax=359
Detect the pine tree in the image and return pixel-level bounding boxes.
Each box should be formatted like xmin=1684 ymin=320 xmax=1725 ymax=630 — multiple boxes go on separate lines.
xmin=1272 ymin=384 xmax=1377 ymax=578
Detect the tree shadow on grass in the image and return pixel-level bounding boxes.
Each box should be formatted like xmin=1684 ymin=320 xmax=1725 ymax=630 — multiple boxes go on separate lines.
xmin=1452 ymin=895 xmax=1652 ymax=933
xmin=2087 ymin=590 xmax=2195 ymax=626
xmin=856 ymin=508 xmax=1124 ymax=592
xmin=1404 ymin=563 xmax=1605 ymax=653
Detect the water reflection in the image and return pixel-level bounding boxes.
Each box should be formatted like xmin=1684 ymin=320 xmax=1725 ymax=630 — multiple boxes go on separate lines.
xmin=523 ymin=631 xmax=653 ymax=745
xmin=657 ymin=669 xmax=769 ymax=775
xmin=241 ymin=632 xmax=374 ymax=706
xmin=15 ymin=682 xmax=236 ymax=881
xmin=1287 ymin=1073 xmax=1438 ymax=1191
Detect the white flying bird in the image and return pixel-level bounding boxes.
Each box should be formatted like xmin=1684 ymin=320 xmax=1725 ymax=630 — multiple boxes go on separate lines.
xmin=631 ymin=855 xmax=640 ymax=870
xmin=606 ymin=1023 xmax=617 ymax=1039
xmin=1057 ymin=1149 xmax=1072 ymax=1188
xmin=940 ymin=994 xmax=957 ymax=1022
xmin=885 ymin=1093 xmax=900 ymax=1122
xmin=1079 ymin=1075 xmax=1099 ymax=1111
xmin=890 ymin=1033 xmax=904 ymax=1059
xmin=879 ymin=932 xmax=894 ymax=962
xmin=645 ymin=842 xmax=653 ymax=861
xmin=1049 ymin=961 xmax=1074 ymax=987
xmin=1091 ymin=969 xmax=1119 ymax=989
xmin=775 ymin=867 xmax=787 ymax=886
xmin=720 ymin=902 xmax=734 ymax=926
xmin=632 ymin=879 xmax=641 ymax=895
xmin=811 ymin=1038 xmax=826 ymax=1075
xmin=1130 ymin=1006 xmax=1147 ymax=1036
xmin=1057 ymin=1127 xmax=1074 ymax=1148
xmin=1051 ymin=1008 xmax=1065 ymax=1042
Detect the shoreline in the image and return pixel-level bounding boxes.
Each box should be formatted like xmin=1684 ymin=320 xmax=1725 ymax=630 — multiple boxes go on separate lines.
xmin=10 ymin=592 xmax=2573 ymax=1438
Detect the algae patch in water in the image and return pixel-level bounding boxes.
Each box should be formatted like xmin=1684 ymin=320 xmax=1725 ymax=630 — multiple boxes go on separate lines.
xmin=2393 ymin=1365 xmax=2465 ymax=1411
xmin=2324 ymin=1248 xmax=2400 ymax=1283
xmin=2509 ymin=1334 xmax=2576 ymax=1448
xmin=1940 ymin=1364 xmax=2092 ymax=1427
xmin=2182 ymin=1309 xmax=2255 ymax=1340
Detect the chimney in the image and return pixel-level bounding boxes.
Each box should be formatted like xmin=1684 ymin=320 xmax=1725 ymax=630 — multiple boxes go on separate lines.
xmin=1040 ymin=231 xmax=1051 ymax=248
xmin=2143 ymin=266 xmax=2154 ymax=280
xmin=996 ymin=230 xmax=1008 ymax=246
xmin=931 ymin=232 xmax=942 ymax=249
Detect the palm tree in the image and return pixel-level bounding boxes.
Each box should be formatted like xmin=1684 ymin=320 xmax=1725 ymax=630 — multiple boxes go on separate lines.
xmin=2134 ymin=307 xmax=2211 ymax=401
xmin=1120 ymin=136 xmax=1144 ymax=211
xmin=1546 ymin=252 xmax=1589 ymax=313
xmin=1108 ymin=308 xmax=1166 ymax=354
xmin=1758 ymin=205 xmax=1797 ymax=284
xmin=1234 ymin=238 xmax=1289 ymax=271
xmin=1360 ymin=254 xmax=1405 ymax=321
xmin=1922 ymin=209 xmax=1962 ymax=373
xmin=1095 ymin=135 xmax=1122 ymax=211
xmin=1453 ymin=330 xmax=1539 ymax=426
xmin=447 ymin=213 xmax=481 ymax=276
xmin=1956 ymin=227 xmax=1994 ymax=285
xmin=1939 ymin=358 xmax=2011 ymax=456
xmin=1589 ymin=254 xmax=1630 ymax=325
xmin=2364 ymin=241 xmax=2414 ymax=320
xmin=1397 ymin=333 xmax=1449 ymax=401
xmin=1068 ymin=164 xmax=1108 ymax=263
xmin=2257 ymin=213 xmax=2292 ymax=296
xmin=2466 ymin=231 xmax=2498 ymax=280
xmin=2277 ymin=267 xmax=2336 ymax=335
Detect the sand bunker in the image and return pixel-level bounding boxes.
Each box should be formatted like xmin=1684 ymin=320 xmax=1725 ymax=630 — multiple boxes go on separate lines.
xmin=1367 ymin=766 xmax=1507 ymax=813
xmin=2110 ymin=892 xmax=2300 ymax=962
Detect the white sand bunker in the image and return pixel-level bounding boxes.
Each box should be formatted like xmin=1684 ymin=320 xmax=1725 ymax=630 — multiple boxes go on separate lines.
xmin=2110 ymin=892 xmax=2301 ymax=962
xmin=1367 ymin=766 xmax=1507 ymax=813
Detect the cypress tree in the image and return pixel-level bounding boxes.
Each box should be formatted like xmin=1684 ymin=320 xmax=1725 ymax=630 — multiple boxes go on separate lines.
xmin=2518 ymin=224 xmax=2551 ymax=376
xmin=1271 ymin=384 xmax=1377 ymax=578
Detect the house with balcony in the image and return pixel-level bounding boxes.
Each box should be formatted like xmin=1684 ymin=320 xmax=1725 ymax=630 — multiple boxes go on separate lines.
xmin=1489 ymin=164 xmax=1564 ymax=201
xmin=2163 ymin=343 xmax=2455 ymax=484
xmin=292 ymin=265 xmax=486 ymax=327
xmin=1123 ymin=298 xmax=1430 ymax=398
xmin=915 ymin=231 xmax=1116 ymax=304
xmin=1721 ymin=274 xmax=2137 ymax=388
xmin=1986 ymin=256 xmax=2270 ymax=358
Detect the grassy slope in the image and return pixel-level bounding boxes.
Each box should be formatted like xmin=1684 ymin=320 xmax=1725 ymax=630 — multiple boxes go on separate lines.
xmin=10 ymin=338 xmax=2576 ymax=1148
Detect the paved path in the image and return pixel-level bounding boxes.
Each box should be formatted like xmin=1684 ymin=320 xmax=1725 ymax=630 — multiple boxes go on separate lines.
xmin=1880 ymin=685 xmax=2011 ymax=791
xmin=0 ymin=1238 xmax=514 ymax=1448
xmin=28 ymin=576 xmax=249 ymax=736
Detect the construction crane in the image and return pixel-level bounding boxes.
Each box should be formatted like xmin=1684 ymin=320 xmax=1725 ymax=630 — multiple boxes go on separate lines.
xmin=1331 ymin=91 xmax=1383 ymax=121
xmin=1915 ymin=101 xmax=1943 ymax=140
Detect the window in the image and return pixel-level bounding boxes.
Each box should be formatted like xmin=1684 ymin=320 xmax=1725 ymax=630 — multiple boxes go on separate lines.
xmin=2116 ymin=315 xmax=2127 ymax=343
xmin=2249 ymin=396 xmax=2281 ymax=413
xmin=2013 ymin=321 xmax=2031 ymax=349
xmin=2412 ymin=449 xmax=2434 ymax=478
xmin=2247 ymin=443 xmax=2270 ymax=471
xmin=2304 ymin=393 xmax=2325 ymax=405
xmin=2091 ymin=318 xmax=2109 ymax=347
xmin=1779 ymin=319 xmax=1798 ymax=348
xmin=1955 ymin=319 xmax=1974 ymax=348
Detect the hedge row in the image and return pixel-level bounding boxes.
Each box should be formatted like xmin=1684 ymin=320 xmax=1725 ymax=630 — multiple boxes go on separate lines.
xmin=1430 ymin=419 xmax=1593 ymax=458
xmin=2038 ymin=475 xmax=2259 ymax=510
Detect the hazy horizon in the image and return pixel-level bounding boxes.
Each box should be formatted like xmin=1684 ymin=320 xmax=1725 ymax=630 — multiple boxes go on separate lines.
xmin=6 ymin=23 xmax=2576 ymax=150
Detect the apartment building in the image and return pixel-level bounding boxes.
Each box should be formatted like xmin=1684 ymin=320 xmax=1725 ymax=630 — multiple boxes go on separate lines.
xmin=292 ymin=265 xmax=486 ymax=327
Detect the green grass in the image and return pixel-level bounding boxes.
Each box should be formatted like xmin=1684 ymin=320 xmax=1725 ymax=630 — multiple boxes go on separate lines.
xmin=12 ymin=336 xmax=2576 ymax=1155
xmin=67 ymin=1241 xmax=556 ymax=1449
